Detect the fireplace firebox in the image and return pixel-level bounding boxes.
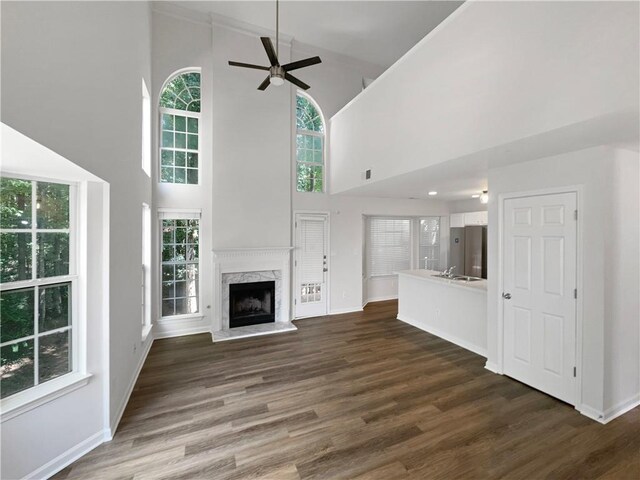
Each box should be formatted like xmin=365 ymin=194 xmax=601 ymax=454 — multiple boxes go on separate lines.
xmin=229 ymin=281 xmax=276 ymax=328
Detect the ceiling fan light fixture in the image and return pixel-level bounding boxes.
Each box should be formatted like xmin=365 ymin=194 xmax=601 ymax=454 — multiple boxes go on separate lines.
xmin=270 ymin=75 xmax=285 ymax=86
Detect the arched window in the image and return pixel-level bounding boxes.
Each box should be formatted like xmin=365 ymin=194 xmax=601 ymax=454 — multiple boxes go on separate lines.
xmin=296 ymin=93 xmax=325 ymax=193
xmin=159 ymin=71 xmax=201 ymax=184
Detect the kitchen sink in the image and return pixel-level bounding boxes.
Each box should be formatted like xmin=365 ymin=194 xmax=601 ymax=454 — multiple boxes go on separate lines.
xmin=452 ymin=275 xmax=483 ymax=282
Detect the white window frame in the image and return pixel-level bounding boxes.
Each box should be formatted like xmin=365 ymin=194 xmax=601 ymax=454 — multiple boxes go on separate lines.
xmin=366 ymin=216 xmax=414 ymax=277
xmin=417 ymin=216 xmax=442 ymax=271
xmin=0 ymin=173 xmax=90 ymax=421
xmin=365 ymin=216 xmax=444 ymax=278
xmin=158 ymin=70 xmax=201 ymax=186
xmin=142 ymin=78 xmax=151 ymax=177
xmin=141 ymin=203 xmax=152 ymax=340
xmin=295 ymin=91 xmax=325 ymax=194
xmin=158 ymin=208 xmax=201 ymax=320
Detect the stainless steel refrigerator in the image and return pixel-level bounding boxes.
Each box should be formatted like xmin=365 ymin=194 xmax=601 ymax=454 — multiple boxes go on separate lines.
xmin=449 ymin=226 xmax=487 ymax=279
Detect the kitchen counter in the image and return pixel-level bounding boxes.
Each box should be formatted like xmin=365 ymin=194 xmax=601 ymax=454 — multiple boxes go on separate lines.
xmin=397 ymin=269 xmax=487 ymax=357
xmin=397 ymin=269 xmax=487 ymax=292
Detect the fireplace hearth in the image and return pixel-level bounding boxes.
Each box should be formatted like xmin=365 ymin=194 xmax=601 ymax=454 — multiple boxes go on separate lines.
xmin=229 ymin=281 xmax=276 ymax=328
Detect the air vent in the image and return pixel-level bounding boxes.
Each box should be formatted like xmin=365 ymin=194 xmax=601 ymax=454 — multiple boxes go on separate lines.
xmin=365 ymin=169 xmax=371 ymax=180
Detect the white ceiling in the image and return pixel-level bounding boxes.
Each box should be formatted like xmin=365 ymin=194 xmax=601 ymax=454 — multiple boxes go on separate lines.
xmin=176 ymin=1 xmax=463 ymax=68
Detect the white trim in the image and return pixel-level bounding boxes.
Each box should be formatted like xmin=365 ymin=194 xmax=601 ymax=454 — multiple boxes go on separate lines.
xmin=293 ymin=211 xmax=330 ymax=319
xmin=329 ymin=307 xmax=364 ymax=316
xmin=603 ymin=394 xmax=640 ymax=423
xmin=578 ymin=404 xmax=606 ymax=424
xmin=496 ymin=185 xmax=584 ymax=407
xmin=0 ymin=373 xmax=92 ymax=423
xmin=484 ymin=361 xmax=500 ymax=374
xmin=153 ymin=315 xmax=209 ymax=339
xmin=24 ymin=429 xmax=107 ymax=480
xmin=366 ymin=294 xmax=398 ymax=303
xmin=109 ymin=334 xmax=154 ymax=437
xmin=398 ymin=313 xmax=488 ymax=358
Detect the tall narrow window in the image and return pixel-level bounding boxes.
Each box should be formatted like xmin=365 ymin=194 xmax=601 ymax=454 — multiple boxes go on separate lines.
xmin=141 ymin=203 xmax=151 ymax=336
xmin=142 ymin=79 xmax=151 ymax=177
xmin=419 ymin=217 xmax=441 ymax=271
xmin=0 ymin=177 xmax=76 ymax=399
xmin=160 ymin=212 xmax=200 ymax=317
xmin=366 ymin=217 xmax=412 ymax=277
xmin=159 ymin=71 xmax=201 ymax=185
xmin=296 ymin=93 xmax=324 ymax=193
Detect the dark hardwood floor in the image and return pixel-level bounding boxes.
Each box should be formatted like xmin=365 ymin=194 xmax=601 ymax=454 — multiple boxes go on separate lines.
xmin=55 ymin=300 xmax=639 ymax=479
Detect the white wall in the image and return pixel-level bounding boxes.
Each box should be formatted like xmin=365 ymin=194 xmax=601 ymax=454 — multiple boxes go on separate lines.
xmin=486 ymin=146 xmax=640 ymax=419
xmin=212 ymin=24 xmax=292 ymax=248
xmin=448 ymin=198 xmax=487 ymax=214
xmin=330 ymin=196 xmax=448 ymax=312
xmin=603 ymin=149 xmax=640 ymax=415
xmin=329 ymin=1 xmax=639 ymax=195
xmin=152 ymin=9 xmax=214 ymax=338
xmin=1 ymin=1 xmax=153 ymax=476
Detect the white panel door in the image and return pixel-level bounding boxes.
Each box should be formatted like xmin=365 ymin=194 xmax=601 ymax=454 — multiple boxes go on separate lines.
xmin=295 ymin=214 xmax=328 ymax=318
xmin=503 ymin=192 xmax=577 ymax=404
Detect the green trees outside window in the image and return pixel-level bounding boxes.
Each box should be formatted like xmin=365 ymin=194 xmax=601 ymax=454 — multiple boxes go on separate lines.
xmin=0 ymin=177 xmax=73 ymax=399
xmin=161 ymin=219 xmax=199 ymax=317
xmin=296 ymin=93 xmax=325 ymax=193
xmin=159 ymin=71 xmax=201 ymax=185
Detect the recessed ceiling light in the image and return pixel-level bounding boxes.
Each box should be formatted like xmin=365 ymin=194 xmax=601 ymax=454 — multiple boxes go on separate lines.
xmin=428 ymin=191 xmax=438 ymax=196
xmin=471 ymin=194 xmax=480 ymax=198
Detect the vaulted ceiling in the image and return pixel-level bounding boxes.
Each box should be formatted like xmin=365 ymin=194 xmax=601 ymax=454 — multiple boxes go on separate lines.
xmin=176 ymin=1 xmax=463 ymax=68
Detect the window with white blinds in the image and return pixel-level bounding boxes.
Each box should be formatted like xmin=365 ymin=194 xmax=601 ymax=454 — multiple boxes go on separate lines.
xmin=419 ymin=217 xmax=441 ymax=271
xmin=299 ymin=218 xmax=325 ymax=284
xmin=367 ymin=217 xmax=412 ymax=276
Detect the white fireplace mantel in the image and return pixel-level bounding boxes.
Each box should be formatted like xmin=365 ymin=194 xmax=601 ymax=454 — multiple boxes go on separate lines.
xmin=211 ymin=247 xmax=294 ymax=337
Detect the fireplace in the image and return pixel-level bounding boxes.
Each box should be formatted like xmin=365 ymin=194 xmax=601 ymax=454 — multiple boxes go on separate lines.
xmin=229 ymin=281 xmax=276 ymax=328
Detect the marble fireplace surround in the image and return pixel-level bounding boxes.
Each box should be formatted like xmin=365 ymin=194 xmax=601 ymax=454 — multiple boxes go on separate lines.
xmin=212 ymin=247 xmax=296 ymax=341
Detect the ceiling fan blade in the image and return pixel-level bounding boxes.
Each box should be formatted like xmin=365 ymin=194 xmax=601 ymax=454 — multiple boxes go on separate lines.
xmin=257 ymin=75 xmax=271 ymax=91
xmin=282 ymin=56 xmax=322 ymax=72
xmin=228 ymin=61 xmax=270 ymax=71
xmin=285 ymin=73 xmax=310 ymax=90
xmin=261 ymin=37 xmax=279 ymax=66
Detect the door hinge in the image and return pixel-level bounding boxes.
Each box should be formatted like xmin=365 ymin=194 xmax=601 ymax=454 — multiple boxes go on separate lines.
xmin=574 ymin=288 xmax=577 ymax=299
xmin=573 ymin=366 xmax=576 ymax=377
xmin=574 ymin=210 xmax=578 ymax=221
xmin=294 ymin=299 xmax=297 ymax=305
xmin=294 ymin=260 xmax=297 ymax=267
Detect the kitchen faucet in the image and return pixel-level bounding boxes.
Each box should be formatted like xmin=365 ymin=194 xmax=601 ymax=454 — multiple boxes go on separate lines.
xmin=443 ymin=266 xmax=456 ymax=277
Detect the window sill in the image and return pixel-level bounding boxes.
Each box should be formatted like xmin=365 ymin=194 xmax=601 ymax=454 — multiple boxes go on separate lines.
xmin=141 ymin=324 xmax=153 ymax=342
xmin=0 ymin=372 xmax=92 ymax=423
xmin=158 ymin=314 xmax=204 ymax=322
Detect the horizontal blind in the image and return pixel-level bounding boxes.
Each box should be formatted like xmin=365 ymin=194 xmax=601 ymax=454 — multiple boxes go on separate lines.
xmin=299 ymin=218 xmax=325 ymax=283
xmin=419 ymin=217 xmax=441 ymax=271
xmin=367 ymin=217 xmax=411 ymax=276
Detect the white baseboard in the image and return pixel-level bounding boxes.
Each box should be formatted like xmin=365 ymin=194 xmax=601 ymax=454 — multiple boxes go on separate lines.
xmin=366 ymin=295 xmax=398 ymax=303
xmin=329 ymin=307 xmax=364 ymax=315
xmin=578 ymin=404 xmax=606 ymax=424
xmin=109 ymin=335 xmax=154 ymax=437
xmin=25 ymin=429 xmax=107 ymax=480
xmin=397 ymin=313 xmax=487 ymax=358
xmin=603 ymin=393 xmax=640 ymax=423
xmin=578 ymin=393 xmax=640 ymax=424
xmin=153 ymin=317 xmax=210 ymax=339
xmin=484 ymin=361 xmax=500 ymax=374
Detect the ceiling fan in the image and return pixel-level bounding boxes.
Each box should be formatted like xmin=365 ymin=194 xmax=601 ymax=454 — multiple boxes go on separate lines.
xmin=228 ymin=0 xmax=322 ymax=91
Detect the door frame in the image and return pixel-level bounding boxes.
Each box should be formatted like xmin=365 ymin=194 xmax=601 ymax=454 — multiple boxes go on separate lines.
xmin=496 ymin=185 xmax=584 ymax=408
xmin=292 ymin=210 xmax=330 ymax=319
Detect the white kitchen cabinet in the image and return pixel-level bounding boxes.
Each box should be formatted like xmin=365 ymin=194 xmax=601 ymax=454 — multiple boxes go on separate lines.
xmin=464 ymin=211 xmax=488 ymax=225
xmin=450 ymin=213 xmax=465 ymax=228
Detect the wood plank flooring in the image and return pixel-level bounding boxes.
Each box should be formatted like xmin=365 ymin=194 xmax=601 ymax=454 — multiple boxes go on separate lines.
xmin=54 ymin=300 xmax=639 ymax=479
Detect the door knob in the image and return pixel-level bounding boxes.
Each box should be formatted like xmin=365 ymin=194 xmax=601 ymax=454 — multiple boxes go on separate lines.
xmin=502 ymin=292 xmax=512 ymax=300
xmin=323 ymin=268 xmax=328 ymax=272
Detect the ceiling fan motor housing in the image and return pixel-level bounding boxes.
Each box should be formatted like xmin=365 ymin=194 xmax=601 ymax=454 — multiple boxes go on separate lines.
xmin=270 ymin=65 xmax=286 ymax=85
